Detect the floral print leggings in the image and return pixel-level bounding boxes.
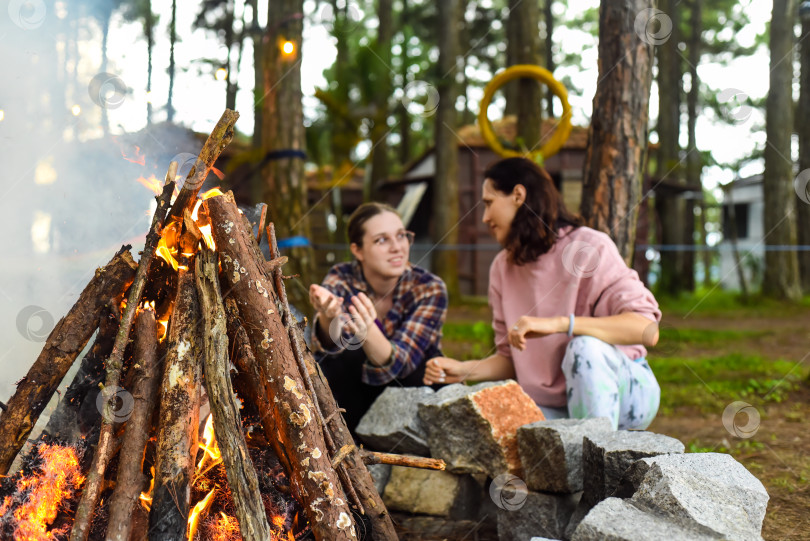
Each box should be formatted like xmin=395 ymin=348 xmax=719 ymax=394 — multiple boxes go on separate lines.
xmin=559 ymin=335 xmax=660 ymax=430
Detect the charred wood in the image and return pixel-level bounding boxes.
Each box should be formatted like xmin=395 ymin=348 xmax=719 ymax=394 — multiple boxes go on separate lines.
xmin=164 ymin=109 xmax=239 ymax=225
xmin=42 ymin=300 xmax=121 ymax=444
xmin=148 ymin=264 xmax=203 ymax=540
xmin=196 ymin=248 xmax=272 ymax=540
xmin=106 ymin=307 xmax=161 ymax=541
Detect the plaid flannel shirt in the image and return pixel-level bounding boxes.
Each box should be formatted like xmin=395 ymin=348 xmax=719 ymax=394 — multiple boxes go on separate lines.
xmin=310 ymin=261 xmax=447 ymax=385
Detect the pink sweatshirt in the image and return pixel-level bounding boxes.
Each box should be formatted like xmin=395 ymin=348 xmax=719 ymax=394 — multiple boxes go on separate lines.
xmin=489 ymin=226 xmax=661 ymax=407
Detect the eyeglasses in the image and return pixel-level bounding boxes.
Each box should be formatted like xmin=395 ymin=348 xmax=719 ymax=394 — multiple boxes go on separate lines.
xmin=371 ymin=230 xmax=415 ymax=248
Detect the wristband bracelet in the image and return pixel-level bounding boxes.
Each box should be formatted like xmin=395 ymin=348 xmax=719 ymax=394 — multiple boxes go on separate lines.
xmin=567 ymin=313 xmax=575 ymax=338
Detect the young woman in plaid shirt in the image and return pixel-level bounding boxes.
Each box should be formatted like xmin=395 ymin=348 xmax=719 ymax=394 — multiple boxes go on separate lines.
xmin=309 ymin=202 xmax=448 ymax=434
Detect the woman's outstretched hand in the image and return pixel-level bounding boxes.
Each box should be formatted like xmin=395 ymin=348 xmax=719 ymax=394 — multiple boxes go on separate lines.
xmin=423 ymin=357 xmax=467 ymax=385
xmin=508 ymin=315 xmax=566 ymax=351
xmin=309 ymin=284 xmax=342 ymax=319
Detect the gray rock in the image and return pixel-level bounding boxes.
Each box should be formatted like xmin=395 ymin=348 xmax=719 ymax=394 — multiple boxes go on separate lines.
xmin=571 ymin=498 xmax=723 ymax=541
xmin=623 ymin=453 xmax=768 ymax=540
xmin=518 ymin=418 xmax=613 ymax=493
xmin=382 ymin=465 xmax=482 ymax=519
xmin=496 ymin=490 xmax=579 ymax=541
xmin=366 ymin=463 xmax=392 ymax=496
xmin=582 ymin=430 xmax=684 ymax=507
xmin=356 ymin=386 xmax=435 ymax=455
xmin=417 ymin=381 xmax=545 ymax=477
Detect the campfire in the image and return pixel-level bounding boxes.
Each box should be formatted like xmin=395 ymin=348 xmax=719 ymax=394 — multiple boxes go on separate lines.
xmin=0 ymin=110 xmax=426 ymax=540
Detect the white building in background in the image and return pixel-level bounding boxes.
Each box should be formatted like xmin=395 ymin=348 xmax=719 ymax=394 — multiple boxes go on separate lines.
xmin=719 ymin=174 xmax=765 ymax=291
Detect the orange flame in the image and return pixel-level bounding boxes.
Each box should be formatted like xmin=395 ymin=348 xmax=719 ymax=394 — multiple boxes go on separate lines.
xmin=196 ymin=414 xmax=222 ymax=477
xmin=199 ymin=225 xmax=216 ymax=251
xmin=157 ymin=313 xmax=170 ymax=343
xmin=121 ymin=145 xmax=146 ymax=166
xmin=139 ymin=466 xmax=156 ymax=512
xmin=192 ymin=200 xmax=203 ymax=221
xmin=200 ymin=188 xmax=224 ymax=200
xmin=187 ymin=488 xmax=216 ymax=541
xmin=0 ymin=444 xmax=85 ymax=539
xmin=210 ymin=512 xmax=240 ymax=540
xmin=156 ymin=237 xmax=179 ymax=271
xmin=136 ymin=174 xmax=162 ymax=196
xmin=210 ymin=167 xmax=225 ymax=180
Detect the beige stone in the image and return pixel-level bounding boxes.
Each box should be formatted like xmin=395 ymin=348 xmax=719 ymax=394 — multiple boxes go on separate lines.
xmin=382 ymin=466 xmax=482 ymax=519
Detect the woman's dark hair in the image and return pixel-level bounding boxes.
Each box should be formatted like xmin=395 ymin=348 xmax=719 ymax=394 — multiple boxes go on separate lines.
xmin=484 ymin=157 xmax=583 ymax=265
xmin=346 ymin=202 xmax=401 ymax=246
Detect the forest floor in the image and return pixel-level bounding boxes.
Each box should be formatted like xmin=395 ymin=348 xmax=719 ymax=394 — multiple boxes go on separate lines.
xmin=436 ymin=291 xmax=810 ymax=541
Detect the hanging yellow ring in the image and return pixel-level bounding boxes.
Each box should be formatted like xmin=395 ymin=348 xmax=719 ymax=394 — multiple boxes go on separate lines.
xmin=478 ymin=64 xmax=573 ymax=162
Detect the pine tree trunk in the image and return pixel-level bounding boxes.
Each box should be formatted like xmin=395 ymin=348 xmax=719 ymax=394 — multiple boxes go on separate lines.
xmin=507 ymin=0 xmax=543 ymax=150
xmin=684 ymin=0 xmax=703 ymax=291
xmin=763 ymin=0 xmax=802 ymax=300
xmin=580 ymin=0 xmax=654 ymax=264
xmin=432 ymin=0 xmax=461 ymax=300
xmin=260 ymin=0 xmax=314 ymax=307
xmin=146 ymin=2 xmax=154 ymax=126
xmin=544 ymin=0 xmax=556 ymax=118
xmin=167 ymin=0 xmax=177 ymax=123
xmin=797 ymin=6 xmax=810 ymax=294
xmin=656 ymin=0 xmax=684 ymax=294
xmin=369 ymin=0 xmax=393 ymax=196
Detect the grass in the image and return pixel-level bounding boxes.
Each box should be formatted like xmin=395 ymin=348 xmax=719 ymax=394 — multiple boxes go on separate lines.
xmin=655 ymin=288 xmax=810 ymax=318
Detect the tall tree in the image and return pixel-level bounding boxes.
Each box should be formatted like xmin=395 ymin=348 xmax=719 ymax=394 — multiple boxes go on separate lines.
xmin=685 ymin=0 xmax=702 ymax=290
xmin=544 ymin=0 xmax=556 ymax=118
xmin=259 ymin=0 xmax=314 ymax=304
xmin=797 ymin=1 xmax=810 ymax=293
xmin=369 ymin=0 xmax=393 ymax=196
xmin=654 ymin=0 xmax=686 ymax=294
xmin=122 ymin=0 xmax=157 ymax=125
xmin=505 ymin=0 xmax=543 ymax=150
xmin=167 ymin=0 xmax=177 ymax=122
xmin=432 ymin=0 xmax=462 ymax=300
xmin=763 ymin=0 xmax=801 ymax=300
xmin=580 ymin=0 xmax=654 ymax=264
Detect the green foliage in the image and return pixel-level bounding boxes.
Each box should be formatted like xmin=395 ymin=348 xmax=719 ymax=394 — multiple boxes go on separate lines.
xmin=441 ymin=320 xmax=495 ymax=360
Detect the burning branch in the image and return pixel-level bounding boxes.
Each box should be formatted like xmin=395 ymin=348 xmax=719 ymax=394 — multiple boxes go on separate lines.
xmin=165 ymin=109 xmax=240 ymax=226
xmin=148 ymin=260 xmax=203 ymax=539
xmin=106 ymin=306 xmax=161 ymax=541
xmin=195 ymin=248 xmax=272 ymax=540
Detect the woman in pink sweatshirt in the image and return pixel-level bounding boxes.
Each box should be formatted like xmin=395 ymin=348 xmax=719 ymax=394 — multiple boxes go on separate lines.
xmin=423 ymin=157 xmax=661 ymax=430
